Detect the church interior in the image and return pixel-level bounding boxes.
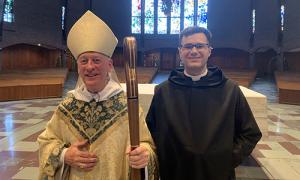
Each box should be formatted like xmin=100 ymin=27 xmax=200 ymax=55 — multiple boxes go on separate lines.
xmin=0 ymin=0 xmax=300 ymax=179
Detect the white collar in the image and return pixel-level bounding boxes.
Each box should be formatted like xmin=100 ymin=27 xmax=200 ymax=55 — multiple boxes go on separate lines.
xmin=184 ymin=68 xmax=208 ymax=81
xmin=71 ymin=79 xmax=123 ymax=102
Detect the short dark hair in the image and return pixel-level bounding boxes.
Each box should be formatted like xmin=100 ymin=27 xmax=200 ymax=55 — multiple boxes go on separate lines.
xmin=179 ymin=26 xmax=212 ymax=45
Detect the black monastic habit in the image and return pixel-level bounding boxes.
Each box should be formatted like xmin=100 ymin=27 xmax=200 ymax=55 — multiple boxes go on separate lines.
xmin=146 ymin=66 xmax=262 ymax=180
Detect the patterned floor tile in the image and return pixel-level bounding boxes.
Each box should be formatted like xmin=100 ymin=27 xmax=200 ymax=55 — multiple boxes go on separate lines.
xmin=279 ymin=142 xmax=300 ymax=155
xmin=12 ymin=167 xmax=39 ymax=180
xmin=293 ymin=142 xmax=300 ymax=149
xmin=256 ymin=144 xmax=272 ymax=150
xmin=0 ymin=132 xmax=13 ymax=136
xmin=0 ymin=73 xmax=299 ymax=179
xmin=8 ymin=112 xmax=36 ymax=121
xmin=22 ymin=130 xmax=44 ymax=142
xmin=33 ymin=111 xmax=54 ymax=120
xmin=251 ymin=148 xmax=265 ymax=158
xmin=260 ymin=149 xmax=293 ymax=159
xmin=258 ymin=158 xmax=300 ymax=180
xmin=0 ymin=151 xmax=39 ymax=179
xmin=241 ymin=156 xmax=261 ymax=167
xmin=12 ymin=119 xmax=44 ymax=124
xmin=236 ymin=166 xmax=273 ymax=179
xmin=8 ymin=141 xmax=39 ymax=152
xmin=0 ymin=122 xmax=25 ymax=132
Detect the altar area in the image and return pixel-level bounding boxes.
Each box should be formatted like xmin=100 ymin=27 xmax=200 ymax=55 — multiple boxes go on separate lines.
xmin=1 ymin=83 xmax=300 ymax=179
xmin=121 ymin=84 xmax=268 ymax=136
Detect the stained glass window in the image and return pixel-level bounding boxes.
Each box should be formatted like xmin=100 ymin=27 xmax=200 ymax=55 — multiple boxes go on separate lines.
xmin=132 ymin=0 xmax=141 ymax=33
xmin=131 ymin=0 xmax=208 ymax=34
xmin=280 ymin=5 xmax=284 ymax=31
xmin=184 ymin=0 xmax=194 ymax=28
xmin=170 ymin=1 xmax=181 ymax=34
xmin=3 ymin=0 xmax=14 ymax=23
xmin=197 ymin=0 xmax=208 ymax=28
xmin=252 ymin=9 xmax=255 ymax=33
xmin=62 ymin=6 xmax=66 ymax=30
xmin=145 ymin=0 xmax=155 ymax=34
xmin=158 ymin=0 xmax=167 ymax=34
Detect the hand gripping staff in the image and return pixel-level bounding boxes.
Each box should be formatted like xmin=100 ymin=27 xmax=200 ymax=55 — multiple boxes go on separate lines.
xmin=123 ymin=37 xmax=141 ymax=180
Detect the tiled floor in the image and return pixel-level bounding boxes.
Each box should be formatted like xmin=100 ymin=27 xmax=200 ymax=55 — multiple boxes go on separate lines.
xmin=0 ymin=72 xmax=300 ymax=179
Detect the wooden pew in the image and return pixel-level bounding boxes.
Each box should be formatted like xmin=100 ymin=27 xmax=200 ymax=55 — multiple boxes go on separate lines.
xmin=223 ymin=69 xmax=257 ymax=88
xmin=275 ymin=71 xmax=300 ymax=105
xmin=114 ymin=67 xmax=158 ymax=83
xmin=0 ymin=68 xmax=68 ymax=101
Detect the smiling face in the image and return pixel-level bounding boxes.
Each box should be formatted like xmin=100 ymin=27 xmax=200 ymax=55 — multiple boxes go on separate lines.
xmin=77 ymin=52 xmax=113 ymax=93
xmin=179 ymin=33 xmax=212 ymax=76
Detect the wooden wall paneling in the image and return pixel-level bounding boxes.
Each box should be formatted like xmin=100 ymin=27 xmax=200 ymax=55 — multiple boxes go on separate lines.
xmin=111 ymin=48 xmax=124 ymax=67
xmin=275 ymin=71 xmax=300 ymax=105
xmin=209 ymin=48 xmax=250 ymax=70
xmin=175 ymin=51 xmax=181 ymax=68
xmin=1 ymin=44 xmax=61 ymax=70
xmin=254 ymin=49 xmax=277 ymax=76
xmin=0 ymin=84 xmax=63 ymax=101
xmin=284 ymin=51 xmax=300 ymax=72
xmin=160 ymin=48 xmax=176 ymax=70
xmin=0 ymin=68 xmax=68 ymax=101
xmin=66 ymin=49 xmax=77 ymax=71
xmin=144 ymin=49 xmax=160 ymax=67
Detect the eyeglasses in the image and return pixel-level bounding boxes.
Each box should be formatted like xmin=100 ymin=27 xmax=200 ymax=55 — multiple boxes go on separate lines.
xmin=180 ymin=43 xmax=210 ymax=51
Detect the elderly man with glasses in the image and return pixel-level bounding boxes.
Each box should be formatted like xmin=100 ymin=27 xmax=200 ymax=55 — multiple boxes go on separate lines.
xmin=38 ymin=11 xmax=158 ymax=180
xmin=146 ymin=26 xmax=262 ymax=180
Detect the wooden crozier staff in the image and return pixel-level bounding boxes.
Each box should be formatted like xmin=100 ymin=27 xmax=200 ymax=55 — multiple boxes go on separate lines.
xmin=123 ymin=37 xmax=141 ymax=180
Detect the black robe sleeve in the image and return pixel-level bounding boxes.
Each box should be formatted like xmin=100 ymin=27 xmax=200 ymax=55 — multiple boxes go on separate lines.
xmin=232 ymin=88 xmax=262 ymax=168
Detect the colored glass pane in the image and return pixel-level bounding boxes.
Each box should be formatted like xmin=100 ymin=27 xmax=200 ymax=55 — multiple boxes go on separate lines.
xmin=145 ymin=17 xmax=154 ymax=34
xmin=252 ymin=9 xmax=255 ymax=33
xmin=132 ymin=17 xmax=141 ymax=33
xmin=170 ymin=0 xmax=181 ymax=34
xmin=281 ymin=5 xmax=284 ymax=31
xmin=3 ymin=0 xmax=14 ymax=23
xmin=62 ymin=6 xmax=65 ymax=30
xmin=131 ymin=0 xmax=209 ymax=34
xmin=197 ymin=0 xmax=208 ymax=28
xmin=145 ymin=0 xmax=154 ymax=17
xmin=158 ymin=17 xmax=167 ymax=34
xmin=158 ymin=0 xmax=167 ymax=34
xmin=144 ymin=0 xmax=154 ymax=34
xmin=131 ymin=0 xmax=141 ymax=33
xmin=132 ymin=0 xmax=141 ymax=16
xmin=184 ymin=0 xmax=194 ymax=28
xmin=171 ymin=18 xmax=180 ymax=34
xmin=172 ymin=0 xmax=181 ymax=17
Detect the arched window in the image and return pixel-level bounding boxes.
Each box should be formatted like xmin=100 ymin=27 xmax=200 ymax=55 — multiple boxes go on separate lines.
xmin=62 ymin=6 xmax=66 ymax=30
xmin=132 ymin=0 xmax=208 ymax=34
xmin=280 ymin=4 xmax=285 ymax=31
xmin=252 ymin=9 xmax=255 ymax=33
xmin=3 ymin=0 xmax=14 ymax=23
